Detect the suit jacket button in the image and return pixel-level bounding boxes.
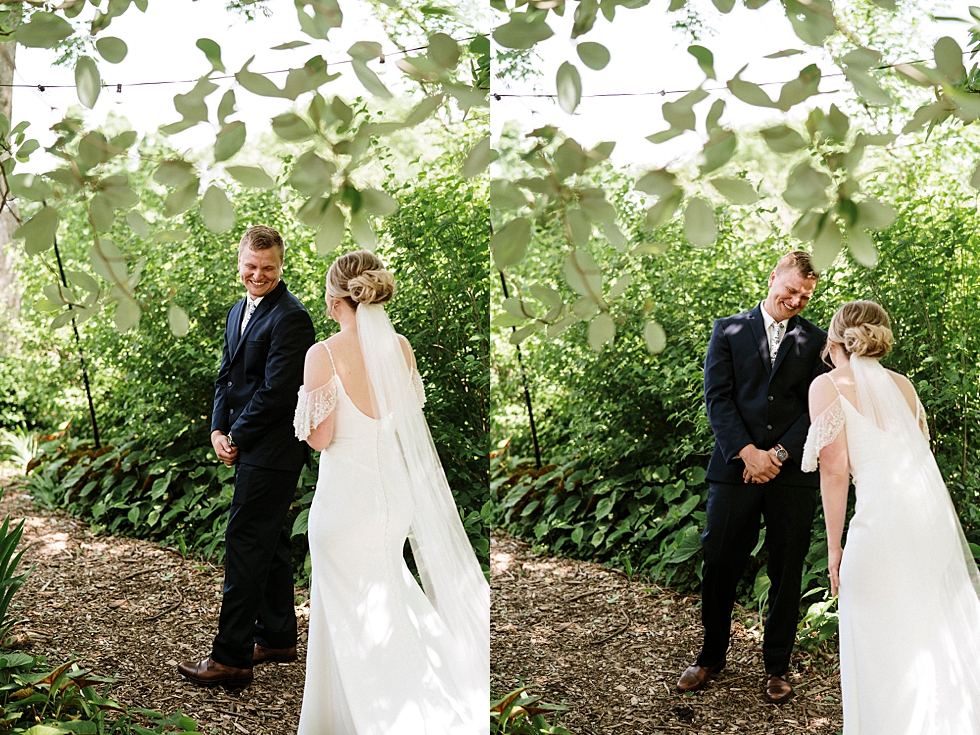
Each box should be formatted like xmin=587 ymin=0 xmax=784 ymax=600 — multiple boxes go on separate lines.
xmin=767 ymin=424 xmax=772 ymax=430
xmin=768 ymin=395 xmax=773 ymax=401
xmin=227 ymin=381 xmax=233 ymax=387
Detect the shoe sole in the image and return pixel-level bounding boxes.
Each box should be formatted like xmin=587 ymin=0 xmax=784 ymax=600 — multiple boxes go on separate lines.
xmin=253 ymin=654 xmax=298 ymax=664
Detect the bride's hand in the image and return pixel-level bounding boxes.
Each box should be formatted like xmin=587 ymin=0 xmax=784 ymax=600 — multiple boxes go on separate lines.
xmin=827 ymin=545 xmax=843 ymax=598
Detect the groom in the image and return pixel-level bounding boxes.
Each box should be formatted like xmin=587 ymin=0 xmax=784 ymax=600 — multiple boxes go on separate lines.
xmin=677 ymin=251 xmax=828 ymax=704
xmin=178 ymin=225 xmax=316 ymax=686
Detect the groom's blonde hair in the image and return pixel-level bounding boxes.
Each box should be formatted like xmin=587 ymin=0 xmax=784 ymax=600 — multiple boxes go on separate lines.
xmin=774 ymin=250 xmax=818 ymax=281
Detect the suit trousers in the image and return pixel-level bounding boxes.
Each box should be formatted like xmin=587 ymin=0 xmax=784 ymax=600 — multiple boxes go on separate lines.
xmin=212 ymin=463 xmax=301 ymax=669
xmin=696 ymin=480 xmax=816 ymax=676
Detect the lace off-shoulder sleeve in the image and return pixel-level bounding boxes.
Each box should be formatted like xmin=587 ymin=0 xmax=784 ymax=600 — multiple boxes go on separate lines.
xmin=915 ymin=395 xmax=930 ymax=443
xmin=411 ymin=369 xmax=426 ymax=409
xmin=293 ymin=379 xmax=338 ymax=441
xmin=802 ymin=398 xmax=845 ymax=473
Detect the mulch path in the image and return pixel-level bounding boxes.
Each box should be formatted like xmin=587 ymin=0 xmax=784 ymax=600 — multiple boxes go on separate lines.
xmin=0 ymin=470 xmax=307 ymax=735
xmin=491 ymin=533 xmax=845 ymax=735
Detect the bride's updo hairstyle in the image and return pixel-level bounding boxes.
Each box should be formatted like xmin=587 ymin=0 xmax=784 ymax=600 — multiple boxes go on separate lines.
xmin=823 ymin=300 xmax=893 ymax=363
xmin=326 ymin=250 xmax=396 ymax=308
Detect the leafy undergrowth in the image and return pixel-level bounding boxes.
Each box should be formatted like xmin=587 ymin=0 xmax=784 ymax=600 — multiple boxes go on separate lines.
xmin=491 ymin=686 xmax=571 ymax=735
xmin=0 ymin=653 xmax=197 ymax=734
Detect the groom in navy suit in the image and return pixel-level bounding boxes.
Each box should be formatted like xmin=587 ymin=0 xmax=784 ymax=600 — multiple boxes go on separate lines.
xmin=179 ymin=225 xmax=316 ymax=686
xmin=677 ymin=251 xmax=829 ymax=703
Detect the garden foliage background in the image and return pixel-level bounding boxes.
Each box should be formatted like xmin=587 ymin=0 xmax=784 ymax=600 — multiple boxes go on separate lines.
xmin=1 ymin=127 xmax=489 ymax=582
xmin=490 ymin=123 xmax=980 ymax=622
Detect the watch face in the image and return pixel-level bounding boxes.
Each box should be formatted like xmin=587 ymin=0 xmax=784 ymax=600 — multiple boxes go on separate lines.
xmin=776 ymin=449 xmax=788 ymax=461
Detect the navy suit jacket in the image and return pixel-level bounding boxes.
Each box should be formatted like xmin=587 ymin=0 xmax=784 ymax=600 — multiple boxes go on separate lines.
xmin=704 ymin=305 xmax=829 ymax=488
xmin=211 ymin=279 xmax=316 ymax=472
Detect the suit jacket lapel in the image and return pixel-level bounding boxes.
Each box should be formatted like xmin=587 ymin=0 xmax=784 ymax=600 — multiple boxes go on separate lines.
xmin=228 ymin=299 xmax=246 ymax=357
xmin=230 ymin=280 xmax=287 ymax=363
xmin=770 ymin=315 xmax=799 ymax=376
xmin=749 ymin=305 xmax=771 ymax=376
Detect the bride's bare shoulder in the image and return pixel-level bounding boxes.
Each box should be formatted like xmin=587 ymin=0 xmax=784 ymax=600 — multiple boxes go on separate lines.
xmin=396 ymin=333 xmax=417 ymax=370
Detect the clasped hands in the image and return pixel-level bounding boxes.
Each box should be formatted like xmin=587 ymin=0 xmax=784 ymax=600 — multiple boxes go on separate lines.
xmin=211 ymin=430 xmax=238 ymax=467
xmin=739 ymin=445 xmax=783 ymax=484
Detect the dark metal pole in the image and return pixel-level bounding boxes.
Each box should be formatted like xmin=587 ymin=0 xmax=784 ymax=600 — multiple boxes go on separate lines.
xmin=51 ymin=233 xmax=100 ymax=448
xmin=497 ymin=269 xmax=541 ymax=468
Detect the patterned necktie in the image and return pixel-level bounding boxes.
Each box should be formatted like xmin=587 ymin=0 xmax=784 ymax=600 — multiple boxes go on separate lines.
xmin=770 ymin=321 xmax=784 ymax=365
xmin=240 ymin=300 xmax=257 ymax=335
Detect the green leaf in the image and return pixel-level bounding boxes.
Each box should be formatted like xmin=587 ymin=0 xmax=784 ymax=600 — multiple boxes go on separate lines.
xmin=114 ymin=296 xmax=141 ymax=333
xmin=635 ymin=168 xmax=677 ymax=196
xmin=89 ymin=193 xmax=114 ymax=232
xmin=76 ymin=131 xmax=111 ymax=170
xmin=272 ymin=113 xmax=314 ymax=141
xmin=153 ymin=159 xmax=196 ymax=188
xmin=90 ymin=239 xmax=128 ymax=284
xmin=289 ymin=150 xmax=335 ymax=197
xmin=588 ymin=313 xmax=615 ymax=352
xmin=273 ymin=41 xmax=311 ymax=51
xmin=710 ymin=177 xmax=759 ymax=204
xmin=236 ymin=58 xmax=289 ymax=98
xmin=196 ymin=37 xmax=225 ymax=72
xmin=847 ymin=226 xmax=877 ymax=267
xmin=164 ymin=179 xmax=200 ymax=217
xmin=428 ymin=32 xmax=460 ymax=69
xmin=646 ymin=188 xmax=684 ymax=229
xmin=566 ymin=207 xmax=592 ymax=246
xmin=727 ymin=66 xmax=778 ymax=108
xmin=811 ymin=216 xmax=842 ymax=271
xmin=662 ymin=87 xmax=708 ymax=131
xmin=563 ymin=250 xmax=602 ymax=297
xmin=168 ymin=305 xmax=189 ymax=337
xmin=462 ymin=136 xmax=491 ymax=179
xmin=15 ymin=206 xmax=59 ymax=255
xmin=644 ymin=321 xmax=667 ymax=353
xmin=349 ymin=211 xmax=376 ymax=250
xmin=776 ymin=64 xmax=821 ymax=111
xmin=783 ymin=162 xmax=831 ymax=211
xmin=217 ymin=89 xmax=237 ymax=126
xmin=843 ymin=67 xmax=895 ymax=106
xmin=528 ymin=284 xmax=563 ymax=310
xmin=706 ymin=98 xmax=725 ymax=131
xmin=760 ymin=124 xmax=807 ymax=153
xmin=556 ymin=62 xmax=582 ymax=115
xmin=295 ymin=0 xmax=343 ymax=40
xmin=491 ymin=217 xmax=531 ymax=270
xmin=200 ymin=185 xmax=236 ymax=233
xmin=126 ymin=210 xmax=150 ymax=238
xmin=75 ymin=56 xmax=101 ymax=110
xmin=352 ymin=59 xmax=392 ymax=99
xmin=315 ymin=202 xmax=345 ymax=254
xmin=688 ymin=45 xmax=715 ymax=79
xmin=935 ymin=36 xmax=965 ymax=82
xmin=711 ymin=0 xmax=735 ymax=11
xmin=96 ymin=36 xmax=128 ymax=64
xmin=577 ymin=41 xmax=610 ymax=70
xmin=361 ymin=189 xmax=397 ymax=217
xmin=226 ymin=165 xmax=276 ymax=189
xmin=214 ymin=121 xmax=247 ymax=162
xmin=683 ymin=197 xmax=716 ymax=247
xmin=13 ymin=12 xmax=73 ymax=48
xmin=783 ymin=0 xmax=837 ymax=46
xmin=493 ymin=14 xmax=554 ymax=49
xmin=855 ymin=198 xmax=896 ymax=230
xmin=403 ymin=94 xmax=444 ymax=126
xmin=699 ymin=130 xmax=737 ymax=174
xmin=764 ymin=48 xmax=804 ymax=58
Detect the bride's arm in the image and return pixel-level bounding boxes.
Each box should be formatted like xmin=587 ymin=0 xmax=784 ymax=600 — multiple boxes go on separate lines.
xmin=300 ymin=343 xmax=337 ymax=452
xmin=808 ymin=376 xmax=849 ymax=597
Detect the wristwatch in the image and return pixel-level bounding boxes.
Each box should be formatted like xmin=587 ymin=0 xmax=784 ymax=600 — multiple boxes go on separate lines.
xmin=774 ymin=444 xmax=788 ymax=462
xmin=226 ymin=432 xmax=236 ymax=448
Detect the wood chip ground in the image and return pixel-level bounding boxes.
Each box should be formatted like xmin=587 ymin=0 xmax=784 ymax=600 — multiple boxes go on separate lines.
xmin=492 ymin=533 xmax=845 ymax=735
xmin=0 ymin=470 xmax=306 ymax=735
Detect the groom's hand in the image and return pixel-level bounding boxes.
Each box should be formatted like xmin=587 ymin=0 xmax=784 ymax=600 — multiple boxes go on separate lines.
xmin=738 ymin=445 xmax=781 ymax=484
xmin=211 ymin=430 xmax=239 ymax=466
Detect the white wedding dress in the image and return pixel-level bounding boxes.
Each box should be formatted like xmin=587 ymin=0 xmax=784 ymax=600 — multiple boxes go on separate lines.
xmin=803 ymin=356 xmax=980 ymax=734
xmin=292 ymin=305 xmax=489 ymax=735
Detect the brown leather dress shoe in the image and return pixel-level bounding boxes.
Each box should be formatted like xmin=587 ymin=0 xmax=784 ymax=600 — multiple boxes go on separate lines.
xmin=676 ymin=659 xmax=726 ymax=693
xmin=253 ymin=644 xmax=298 ymax=664
xmin=177 ymin=657 xmax=253 ymax=687
xmin=764 ymin=674 xmax=793 ymax=703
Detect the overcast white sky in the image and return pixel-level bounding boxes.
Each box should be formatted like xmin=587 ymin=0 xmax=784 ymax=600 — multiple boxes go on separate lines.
xmin=11 ymin=0 xmax=412 ymax=171
xmin=491 ymin=0 xmax=977 ymax=169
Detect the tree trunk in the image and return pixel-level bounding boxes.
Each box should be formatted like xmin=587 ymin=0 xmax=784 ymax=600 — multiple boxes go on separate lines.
xmin=0 ymin=24 xmax=19 ymax=333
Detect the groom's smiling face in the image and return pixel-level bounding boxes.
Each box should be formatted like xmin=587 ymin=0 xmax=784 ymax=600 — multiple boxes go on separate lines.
xmin=765 ymin=269 xmax=816 ymax=322
xmin=239 ymin=246 xmax=284 ymax=299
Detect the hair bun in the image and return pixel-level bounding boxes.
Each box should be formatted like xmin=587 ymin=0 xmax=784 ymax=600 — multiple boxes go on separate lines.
xmin=348 ymin=269 xmax=395 ymax=305
xmin=843 ymin=323 xmax=893 ymax=359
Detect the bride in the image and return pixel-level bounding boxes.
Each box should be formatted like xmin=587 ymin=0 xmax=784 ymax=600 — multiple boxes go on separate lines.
xmin=292 ymin=250 xmax=489 ymax=734
xmin=802 ymin=300 xmax=980 ymax=733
